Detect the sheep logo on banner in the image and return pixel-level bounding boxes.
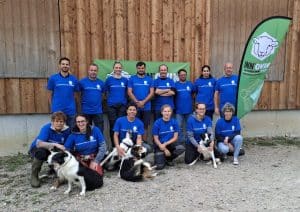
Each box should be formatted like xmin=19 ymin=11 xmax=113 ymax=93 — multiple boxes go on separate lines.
xmin=251 ymin=32 xmax=278 ymax=61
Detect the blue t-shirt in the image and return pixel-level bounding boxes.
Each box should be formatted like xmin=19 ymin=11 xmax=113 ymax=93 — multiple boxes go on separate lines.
xmin=152 ymin=118 xmax=179 ymax=144
xmin=153 ymin=77 xmax=175 ymax=111
xmin=186 ymin=115 xmax=212 ymax=144
xmin=29 ymin=123 xmax=71 ymax=151
xmin=194 ymin=76 xmax=216 ymax=110
xmin=215 ymin=116 xmax=241 ymax=142
xmin=113 ymin=116 xmax=144 ymax=143
xmin=64 ymin=126 xmax=105 ymax=156
xmin=128 ymin=75 xmax=154 ymax=111
xmin=174 ymin=80 xmax=194 ymax=114
xmin=215 ymin=75 xmax=238 ymax=110
xmin=47 ymin=73 xmax=80 ymax=115
xmin=104 ymin=76 xmax=128 ymax=106
xmin=79 ymin=77 xmax=105 ymax=114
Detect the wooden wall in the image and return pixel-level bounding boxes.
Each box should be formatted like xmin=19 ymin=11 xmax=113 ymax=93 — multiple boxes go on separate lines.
xmin=1 ymin=0 xmax=300 ymax=114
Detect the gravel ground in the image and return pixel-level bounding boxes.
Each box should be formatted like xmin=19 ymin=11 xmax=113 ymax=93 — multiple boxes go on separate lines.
xmin=0 ymin=140 xmax=300 ymax=212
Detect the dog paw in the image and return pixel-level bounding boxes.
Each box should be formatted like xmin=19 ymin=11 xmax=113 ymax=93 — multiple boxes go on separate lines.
xmin=64 ymin=190 xmax=70 ymax=195
xmin=50 ymin=186 xmax=57 ymax=190
xmin=213 ymin=164 xmax=217 ymax=169
xmin=80 ymin=191 xmax=85 ymax=196
xmin=151 ymin=173 xmax=158 ymax=177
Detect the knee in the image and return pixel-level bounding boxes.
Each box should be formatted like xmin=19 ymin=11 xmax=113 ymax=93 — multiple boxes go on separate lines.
xmin=234 ymin=135 xmax=243 ymax=144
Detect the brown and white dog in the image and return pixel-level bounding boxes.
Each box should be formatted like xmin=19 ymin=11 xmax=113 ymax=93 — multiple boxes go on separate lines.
xmin=47 ymin=149 xmax=103 ymax=196
xmin=119 ymin=144 xmax=157 ymax=182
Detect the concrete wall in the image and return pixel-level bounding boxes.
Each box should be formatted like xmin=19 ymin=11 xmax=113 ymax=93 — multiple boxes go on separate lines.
xmin=0 ymin=110 xmax=299 ymax=156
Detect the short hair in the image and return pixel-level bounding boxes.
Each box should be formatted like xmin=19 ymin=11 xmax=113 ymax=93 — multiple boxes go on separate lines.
xmin=113 ymin=61 xmax=122 ymax=68
xmin=51 ymin=111 xmax=67 ymax=122
xmin=136 ymin=61 xmax=146 ymax=67
xmin=222 ymin=103 xmax=235 ymax=114
xmin=158 ymin=64 xmax=168 ymax=72
xmin=195 ymin=102 xmax=206 ymax=110
xmin=90 ymin=63 xmax=98 ymax=69
xmin=201 ymin=65 xmax=211 ymax=72
xmin=126 ymin=102 xmax=138 ymax=110
xmin=160 ymin=104 xmax=172 ymax=112
xmin=177 ymin=69 xmax=187 ymax=75
xmin=59 ymin=57 xmax=70 ymax=64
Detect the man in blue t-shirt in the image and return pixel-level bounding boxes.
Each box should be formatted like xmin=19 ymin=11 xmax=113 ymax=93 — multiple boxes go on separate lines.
xmin=128 ymin=61 xmax=154 ymax=142
xmin=79 ymin=64 xmax=105 ymax=132
xmin=47 ymin=57 xmax=80 ymax=127
xmin=174 ymin=69 xmax=194 ymax=144
xmin=153 ymin=64 xmax=175 ymax=120
xmin=214 ymin=62 xmax=238 ymax=116
xmin=29 ymin=111 xmax=70 ymax=188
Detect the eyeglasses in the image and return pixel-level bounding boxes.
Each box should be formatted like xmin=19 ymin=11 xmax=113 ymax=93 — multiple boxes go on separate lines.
xmin=197 ymin=108 xmax=206 ymax=110
xmin=76 ymin=120 xmax=86 ymax=123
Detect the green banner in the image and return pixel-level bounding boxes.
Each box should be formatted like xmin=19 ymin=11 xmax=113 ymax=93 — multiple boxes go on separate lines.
xmin=237 ymin=16 xmax=291 ymax=118
xmin=93 ymin=59 xmax=190 ymax=81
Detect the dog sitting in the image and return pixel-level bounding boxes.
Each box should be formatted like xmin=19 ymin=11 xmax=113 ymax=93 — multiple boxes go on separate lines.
xmin=47 ymin=149 xmax=103 ymax=196
xmin=198 ymin=133 xmax=219 ymax=169
xmin=119 ymin=144 xmax=157 ymax=182
xmin=100 ymin=131 xmax=135 ymax=171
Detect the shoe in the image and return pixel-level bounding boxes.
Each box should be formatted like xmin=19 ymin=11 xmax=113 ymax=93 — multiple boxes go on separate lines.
xmin=166 ymin=160 xmax=175 ymax=166
xmin=220 ymin=154 xmax=227 ymax=162
xmin=239 ymin=148 xmax=245 ymax=156
xmin=31 ymin=158 xmax=43 ymax=188
xmin=188 ymin=158 xmax=198 ymax=166
xmin=233 ymin=158 xmax=239 ymax=165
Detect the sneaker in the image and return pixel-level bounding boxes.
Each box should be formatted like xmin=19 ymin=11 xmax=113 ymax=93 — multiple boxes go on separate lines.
xmin=166 ymin=160 xmax=175 ymax=166
xmin=188 ymin=158 xmax=198 ymax=166
xmin=233 ymin=158 xmax=239 ymax=165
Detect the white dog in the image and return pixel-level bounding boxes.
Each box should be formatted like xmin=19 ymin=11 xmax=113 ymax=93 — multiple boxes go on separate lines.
xmin=47 ymin=149 xmax=103 ymax=196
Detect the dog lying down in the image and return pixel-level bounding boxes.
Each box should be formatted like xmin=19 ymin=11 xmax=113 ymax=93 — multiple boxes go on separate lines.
xmin=119 ymin=145 xmax=157 ymax=182
xmin=47 ymin=149 xmax=103 ymax=196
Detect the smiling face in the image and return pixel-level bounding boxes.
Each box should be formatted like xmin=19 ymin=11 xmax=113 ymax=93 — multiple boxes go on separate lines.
xmin=75 ymin=115 xmax=88 ymax=133
xmin=52 ymin=118 xmax=65 ymax=132
xmin=161 ymin=105 xmax=172 ymax=121
xmin=88 ymin=65 xmax=98 ymax=80
xmin=127 ymin=105 xmax=137 ymax=120
xmin=59 ymin=59 xmax=70 ymax=73
xmin=202 ymin=67 xmax=210 ymax=78
xmin=113 ymin=63 xmax=122 ymax=76
xmin=195 ymin=103 xmax=206 ymax=118
xmin=159 ymin=65 xmax=168 ymax=78
xmin=224 ymin=109 xmax=233 ymax=120
xmin=224 ymin=63 xmax=233 ymax=77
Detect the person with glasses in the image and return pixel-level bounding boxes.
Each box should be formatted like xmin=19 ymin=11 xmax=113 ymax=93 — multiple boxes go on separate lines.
xmin=64 ymin=114 xmax=107 ymax=174
xmin=184 ymin=103 xmax=215 ymax=165
xmin=174 ymin=69 xmax=195 ymax=144
xmin=194 ymin=65 xmax=216 ymax=119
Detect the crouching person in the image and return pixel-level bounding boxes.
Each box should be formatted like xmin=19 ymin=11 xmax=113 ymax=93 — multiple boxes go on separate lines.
xmin=64 ymin=114 xmax=106 ymax=175
xmin=215 ymin=103 xmax=243 ymax=165
xmin=29 ymin=111 xmax=70 ymax=188
xmin=184 ymin=103 xmax=215 ymax=165
xmin=152 ymin=104 xmax=185 ymax=170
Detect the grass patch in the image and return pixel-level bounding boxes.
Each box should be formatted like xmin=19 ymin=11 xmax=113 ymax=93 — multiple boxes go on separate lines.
xmin=0 ymin=153 xmax=31 ymax=172
xmin=244 ymin=137 xmax=300 ymax=147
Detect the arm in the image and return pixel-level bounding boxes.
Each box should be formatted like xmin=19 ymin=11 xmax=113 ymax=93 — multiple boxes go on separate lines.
xmin=127 ymin=87 xmax=138 ymax=103
xmin=94 ymin=141 xmax=107 ymax=164
xmin=136 ymin=134 xmax=143 ymax=145
xmin=114 ymin=132 xmax=125 ymax=156
xmin=153 ymin=135 xmax=166 ymax=151
xmin=187 ymin=131 xmax=199 ymax=148
xmin=164 ymin=132 xmax=178 ymax=146
xmin=36 ymin=140 xmax=65 ymax=150
xmin=214 ymin=90 xmax=220 ymax=115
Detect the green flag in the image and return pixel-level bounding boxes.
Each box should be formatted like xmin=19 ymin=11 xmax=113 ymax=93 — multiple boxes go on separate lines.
xmin=237 ymin=16 xmax=291 ymax=118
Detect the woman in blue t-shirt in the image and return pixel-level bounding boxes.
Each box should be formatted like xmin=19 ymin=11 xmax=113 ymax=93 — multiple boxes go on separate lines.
xmin=215 ymin=103 xmax=243 ymax=165
xmin=65 ymin=114 xmax=106 ymax=173
xmin=152 ymin=104 xmax=185 ymax=170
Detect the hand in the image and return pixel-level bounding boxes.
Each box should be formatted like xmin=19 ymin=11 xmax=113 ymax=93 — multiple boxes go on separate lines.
xmin=164 ymin=149 xmax=171 ymax=157
xmin=117 ymin=146 xmax=125 ymax=157
xmin=54 ymin=143 xmax=65 ymax=151
xmin=159 ymin=143 xmax=167 ymax=151
xmin=89 ymin=161 xmax=98 ymax=170
xmin=228 ymin=143 xmax=234 ymax=152
xmin=224 ymin=137 xmax=229 ymax=145
xmin=197 ymin=145 xmax=203 ymax=153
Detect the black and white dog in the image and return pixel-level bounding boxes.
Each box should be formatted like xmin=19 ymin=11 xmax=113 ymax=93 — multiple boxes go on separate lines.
xmin=119 ymin=144 xmax=157 ymax=182
xmin=47 ymin=149 xmax=103 ymax=196
xmin=198 ymin=133 xmax=219 ymax=169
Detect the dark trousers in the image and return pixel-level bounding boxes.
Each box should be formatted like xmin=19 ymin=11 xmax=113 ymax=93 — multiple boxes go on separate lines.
xmin=184 ymin=142 xmax=200 ymax=164
xmin=107 ymin=104 xmax=126 ymax=147
xmin=30 ymin=147 xmax=51 ymax=161
xmin=85 ymin=113 xmax=104 ymax=132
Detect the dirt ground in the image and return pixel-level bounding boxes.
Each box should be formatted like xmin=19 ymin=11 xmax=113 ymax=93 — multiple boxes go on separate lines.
xmin=0 ymin=139 xmax=300 ymax=212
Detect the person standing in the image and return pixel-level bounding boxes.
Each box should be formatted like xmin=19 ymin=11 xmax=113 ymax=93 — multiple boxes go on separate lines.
xmin=79 ymin=64 xmax=105 ymax=132
xmin=174 ymin=69 xmax=194 ymax=144
xmin=153 ymin=64 xmax=175 ymax=120
xmin=47 ymin=57 xmax=80 ymax=127
xmin=29 ymin=111 xmax=70 ymax=187
xmin=214 ymin=62 xmax=238 ymax=116
xmin=128 ymin=61 xmax=154 ymax=142
xmin=194 ymin=65 xmax=216 ymax=119
xmin=104 ymin=61 xmax=128 ymax=148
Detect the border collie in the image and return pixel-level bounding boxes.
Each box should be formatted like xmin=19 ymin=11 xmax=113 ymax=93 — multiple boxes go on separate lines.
xmin=198 ymin=133 xmax=219 ymax=169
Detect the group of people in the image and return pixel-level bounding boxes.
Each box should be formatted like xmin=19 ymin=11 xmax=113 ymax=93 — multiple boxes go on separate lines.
xmin=29 ymin=57 xmax=244 ymax=188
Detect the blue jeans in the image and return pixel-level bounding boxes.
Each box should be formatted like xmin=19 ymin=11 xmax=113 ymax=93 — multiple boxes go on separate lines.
xmin=175 ymin=113 xmax=191 ymax=144
xmin=217 ymin=135 xmax=243 ymax=159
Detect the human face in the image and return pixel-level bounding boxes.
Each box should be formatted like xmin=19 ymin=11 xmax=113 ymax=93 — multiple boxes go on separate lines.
xmin=161 ymin=106 xmax=172 ymax=121
xmin=137 ymin=65 xmax=146 ymax=76
xmin=76 ymin=116 xmax=88 ymax=132
xmin=52 ymin=119 xmax=65 ymax=132
xmin=202 ymin=67 xmax=210 ymax=78
xmin=127 ymin=106 xmax=137 ymax=120
xmin=178 ymin=71 xmax=187 ymax=82
xmin=224 ymin=63 xmax=233 ymax=77
xmin=159 ymin=65 xmax=168 ymax=78
xmin=195 ymin=104 xmax=206 ymax=117
xmin=224 ymin=110 xmax=233 ymax=120
xmin=88 ymin=65 xmax=98 ymax=80
xmin=59 ymin=59 xmax=70 ymax=73
xmin=113 ymin=63 xmax=122 ymax=75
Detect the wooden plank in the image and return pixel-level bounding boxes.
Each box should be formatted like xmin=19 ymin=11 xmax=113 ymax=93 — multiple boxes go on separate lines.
xmin=90 ymin=0 xmax=101 ymax=59
xmin=115 ymin=0 xmax=125 ymax=60
xmin=204 ymin=0 xmax=211 ymax=66
xmin=127 ymin=0 xmax=138 ymax=59
xmin=173 ymin=0 xmax=183 ymax=62
xmin=20 ymin=79 xmax=35 ymax=113
xmin=0 ymin=79 xmax=6 ymax=113
xmin=150 ymin=0 xmax=162 ymax=60
xmin=0 ymin=0 xmax=6 ymax=76
xmin=162 ymin=0 xmax=173 ymax=62
xmin=102 ymin=0 xmax=114 ymax=59
xmin=183 ymin=0 xmax=193 ymax=64
xmin=34 ymin=79 xmax=49 ymax=113
xmin=5 ymin=79 xmax=21 ymax=113
xmin=139 ymin=0 xmax=151 ymax=61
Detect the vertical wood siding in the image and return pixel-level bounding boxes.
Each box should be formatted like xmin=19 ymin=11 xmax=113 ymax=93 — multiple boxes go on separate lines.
xmin=1 ymin=0 xmax=300 ymax=114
